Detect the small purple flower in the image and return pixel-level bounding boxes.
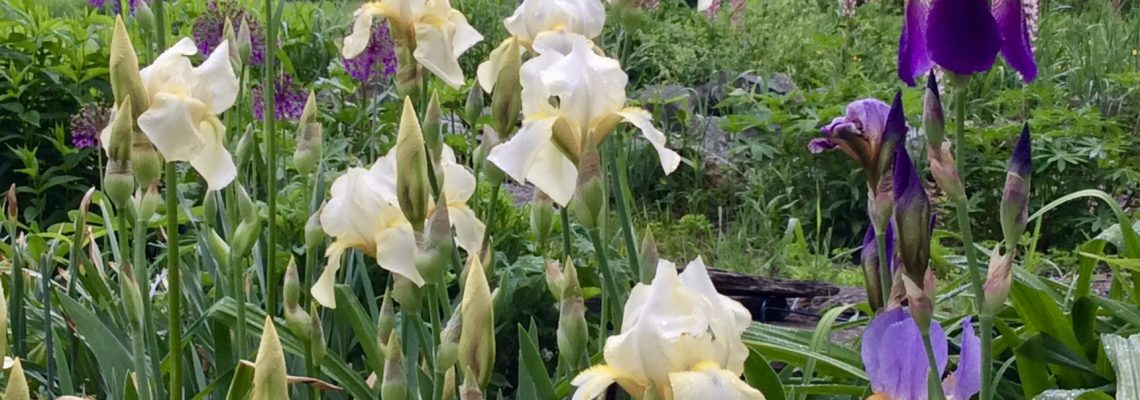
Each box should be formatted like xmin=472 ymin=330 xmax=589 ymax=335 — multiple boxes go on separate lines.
xmin=342 ymin=20 xmax=397 ymax=83
xmin=191 ymin=0 xmax=266 ymax=66
xmin=89 ymin=0 xmax=149 ymax=14
xmin=70 ymin=104 xmax=110 ymax=150
xmin=899 ymin=0 xmax=1037 ymax=85
xmin=252 ymin=74 xmax=308 ymax=121
xmin=862 ymin=309 xmax=980 ymax=400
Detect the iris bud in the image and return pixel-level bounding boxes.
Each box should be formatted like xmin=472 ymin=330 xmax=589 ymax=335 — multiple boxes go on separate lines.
xmin=252 ymin=317 xmax=289 ymax=400
xmin=639 ymin=230 xmax=659 ymax=284
xmin=459 ymin=256 xmax=495 ymax=389
xmin=491 ymin=38 xmax=522 ymax=135
xmin=293 ymin=91 xmax=322 ymax=175
xmin=283 ymin=260 xmax=313 ymax=340
xmin=557 ymin=259 xmax=587 ymax=368
xmin=530 ymin=191 xmax=555 ymax=249
xmin=464 ymin=83 xmax=484 ymax=126
xmin=983 ymin=246 xmax=1015 ymax=316
xmin=382 ymin=333 xmax=408 ymax=400
xmin=396 ymin=97 xmax=431 ymax=231
xmin=1001 ymin=124 xmax=1032 ymax=251
xmin=377 ymin=291 xmax=396 ymax=346
xmin=570 ymin=149 xmax=605 ymax=231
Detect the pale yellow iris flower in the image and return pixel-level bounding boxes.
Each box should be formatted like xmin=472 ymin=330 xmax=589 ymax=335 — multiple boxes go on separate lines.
xmin=342 ymin=0 xmax=483 ymax=88
xmin=312 ymin=145 xmax=484 ymax=308
xmin=486 ymin=32 xmax=680 ymax=206
xmin=571 ymin=258 xmax=764 ymax=400
xmin=101 ymin=37 xmax=240 ymax=190
xmin=476 ymin=0 xmax=605 ymax=92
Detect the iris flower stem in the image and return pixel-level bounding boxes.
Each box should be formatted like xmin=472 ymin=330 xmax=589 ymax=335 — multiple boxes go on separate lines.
xmin=874 ymin=232 xmax=890 ymax=310
xmin=952 ymin=83 xmax=990 ymax=400
xmin=150 ymin=1 xmax=184 ymax=397
xmin=560 ymin=207 xmax=572 ymax=262
xmin=588 ymin=228 xmax=623 ymax=336
xmin=132 ymin=208 xmax=153 ymax=400
xmin=920 ymin=332 xmax=947 ymax=400
xmin=303 ymin=172 xmax=319 ymax=400
xmin=7 ymin=211 xmax=25 ymax=358
xmin=264 ymin=0 xmax=281 ymax=318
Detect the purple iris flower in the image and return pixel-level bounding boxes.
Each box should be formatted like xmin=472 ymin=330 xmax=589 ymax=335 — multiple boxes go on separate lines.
xmin=810 ymin=93 xmax=906 ymax=192
xmin=893 ymin=145 xmax=933 ymax=283
xmin=862 ymin=308 xmax=981 ymax=400
xmin=898 ymin=0 xmax=1037 ymax=85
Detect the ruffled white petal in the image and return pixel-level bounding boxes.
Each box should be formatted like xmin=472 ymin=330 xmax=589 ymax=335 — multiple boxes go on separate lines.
xmin=413 ymin=21 xmax=465 ymax=88
xmin=447 ymin=10 xmax=483 ymax=58
xmin=697 ymin=0 xmax=713 ymax=11
xmin=618 ymin=108 xmax=681 ymax=175
xmin=476 ymin=39 xmax=516 ymax=93
xmin=669 ymin=368 xmax=766 ymax=400
xmin=442 ymin=162 xmax=476 ymax=204
xmin=191 ymin=40 xmax=239 ymax=114
xmin=488 ymin=115 xmax=557 ymax=185
xmin=137 ymin=92 xmax=208 ymax=162
xmin=188 ymin=117 xmax=237 ymax=191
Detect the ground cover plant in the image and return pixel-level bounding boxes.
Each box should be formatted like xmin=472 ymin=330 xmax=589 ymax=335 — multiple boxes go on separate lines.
xmin=0 ymin=0 xmax=1139 ymax=399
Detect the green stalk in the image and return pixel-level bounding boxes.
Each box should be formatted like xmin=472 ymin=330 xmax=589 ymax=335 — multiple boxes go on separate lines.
xmin=560 ymin=207 xmax=572 ymax=261
xmin=951 ymin=83 xmax=990 ymax=400
xmin=303 ymin=173 xmax=318 ymax=400
xmin=150 ymin=1 xmax=184 ymax=397
xmin=875 ymin=232 xmax=890 ymax=311
xmin=587 ymin=228 xmax=623 ymax=335
xmin=921 ymin=332 xmax=947 ymax=400
xmin=607 ymin=138 xmax=641 ymax=282
xmin=263 ymin=0 xmax=281 ymax=316
xmin=132 ymin=210 xmax=152 ymax=400
xmin=6 ymin=210 xmax=25 ymax=358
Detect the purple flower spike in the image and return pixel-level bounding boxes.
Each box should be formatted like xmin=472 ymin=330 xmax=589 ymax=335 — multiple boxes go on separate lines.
xmin=943 ymin=317 xmax=982 ymax=400
xmin=862 ymin=308 xmax=949 ymax=400
xmin=69 ymin=104 xmax=110 ymax=149
xmin=898 ymin=0 xmax=1036 ymax=85
xmin=994 ymin=0 xmax=1038 ymax=82
xmin=342 ymin=21 xmax=397 ymax=83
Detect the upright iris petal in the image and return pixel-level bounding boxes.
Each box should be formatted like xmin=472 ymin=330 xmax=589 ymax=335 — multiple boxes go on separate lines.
xmin=898 ymin=0 xmax=1036 ymax=85
xmin=943 ymin=317 xmax=982 ymax=400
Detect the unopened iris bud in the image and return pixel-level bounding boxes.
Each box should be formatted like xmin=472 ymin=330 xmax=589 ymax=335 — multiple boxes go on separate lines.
xmin=491 ymin=38 xmax=522 ymax=135
xmin=377 ymin=291 xmax=396 ymax=346
xmin=892 ymin=146 xmax=931 ymax=285
xmin=419 ymin=195 xmax=454 ymax=283
xmin=902 ymin=274 xmax=934 ymax=336
xmin=1001 ymin=124 xmax=1032 ymax=250
xmin=304 ymin=208 xmax=325 ymax=250
xmin=459 ymin=367 xmax=482 ymax=400
xmin=464 ymin=83 xmax=484 ymax=126
xmin=441 ymin=368 xmax=457 ymax=400
xmin=5 ymin=358 xmax=29 ymax=400
xmin=107 ymin=99 xmax=134 ymax=163
xmin=130 ymin=145 xmax=163 ymax=187
xmin=476 ymin=126 xmax=504 ymax=186
xmin=924 ymin=73 xmax=965 ymax=200
xmin=570 ymin=149 xmax=605 ymax=231
xmin=392 ymin=275 xmax=422 ymax=314
xmin=557 ymin=259 xmax=587 ymax=367
xmin=923 ymin=73 xmax=946 ymax=145
xmin=459 ymin=256 xmax=495 ymax=389
xmin=983 ymin=246 xmax=1014 ymax=316
xmin=104 ymin=160 xmax=134 ymax=208
xmin=135 ymin=183 xmax=160 ymax=222
xmin=5 ymin=184 xmax=16 ymax=224
xmin=639 ymin=230 xmax=659 ymax=284
xmin=236 ymin=125 xmax=256 ymax=169
xmin=284 ymin=260 xmax=313 ymax=340
xmin=423 ymin=91 xmax=444 ymax=166
xmin=436 ymin=309 xmax=461 ymax=372
xmin=110 ymin=16 xmax=148 ymax=121
xmin=236 ymin=20 xmax=252 ymax=67
xmin=396 ymin=97 xmax=431 ymax=231
xmin=203 ymin=191 xmax=218 ymax=223
xmin=205 ymin=229 xmax=231 ymax=270
xmin=252 ymin=317 xmax=289 ymax=400
xmin=121 ymin=264 xmax=145 ymax=330
xmin=232 ymin=184 xmax=261 ymax=257
xmin=860 ymin=226 xmax=885 ymax=312
xmin=530 ymin=191 xmax=554 ymax=248
xmin=293 ymin=91 xmax=322 ymax=175
xmin=545 ymin=260 xmax=565 ymax=301
xmin=135 ymin=1 xmax=155 ymax=35
xmin=382 ymin=333 xmax=408 ymax=400
xmin=223 ymin=20 xmax=240 ymax=71
xmin=310 ymin=303 xmax=326 ymax=364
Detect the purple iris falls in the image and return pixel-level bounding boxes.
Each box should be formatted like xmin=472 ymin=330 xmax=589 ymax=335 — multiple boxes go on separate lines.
xmin=898 ymin=0 xmax=1037 ymax=85
xmin=861 ymin=308 xmax=981 ymax=400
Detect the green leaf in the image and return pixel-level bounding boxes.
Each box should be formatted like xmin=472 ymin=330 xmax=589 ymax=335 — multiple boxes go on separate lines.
xmin=333 ymin=284 xmax=385 ymax=375
xmin=1076 ymin=239 xmax=1108 ymax=299
xmin=1102 ymin=333 xmax=1140 ymax=400
xmin=225 ymin=360 xmax=256 ymax=400
xmin=57 ymin=294 xmax=132 ymax=390
xmin=1009 ymin=278 xmax=1081 ymax=352
xmin=744 ymin=349 xmax=786 ymax=400
xmin=800 ymin=304 xmax=853 ymax=391
xmin=1089 ymin=296 xmax=1140 ymax=332
xmin=517 ymin=323 xmax=557 ymax=400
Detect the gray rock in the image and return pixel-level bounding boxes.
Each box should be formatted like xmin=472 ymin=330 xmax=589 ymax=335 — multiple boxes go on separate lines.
xmin=767 ymin=72 xmax=799 ymax=95
xmin=689 ymin=115 xmax=732 ymax=168
xmin=633 ymin=84 xmax=694 ymax=131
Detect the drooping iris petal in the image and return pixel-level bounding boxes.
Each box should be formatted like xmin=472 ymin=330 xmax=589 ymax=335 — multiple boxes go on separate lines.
xmin=188 ymin=117 xmax=237 ymax=190
xmin=374 ymin=222 xmax=423 ymax=286
xmin=898 ymin=0 xmax=933 ymax=85
xmin=926 ymin=0 xmax=1001 ymax=76
xmin=669 ymin=366 xmax=766 ymax=400
xmin=570 ymin=366 xmax=621 ymax=400
xmin=343 ymin=5 xmax=384 ymax=58
xmin=943 ymin=317 xmax=982 ymax=400
xmin=137 ymin=93 xmax=208 ymax=161
xmin=191 ymin=40 xmax=239 ymax=113
xmin=862 ymin=308 xmax=948 ymax=400
xmin=993 ymin=0 xmax=1037 ymax=82
xmin=617 ymin=108 xmax=681 ymax=174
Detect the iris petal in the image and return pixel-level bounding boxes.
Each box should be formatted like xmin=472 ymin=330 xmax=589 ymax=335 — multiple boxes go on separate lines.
xmin=926 ymin=0 xmax=1001 ymax=76
xmin=898 ymin=0 xmax=933 ymax=85
xmin=993 ymin=0 xmax=1038 ymax=82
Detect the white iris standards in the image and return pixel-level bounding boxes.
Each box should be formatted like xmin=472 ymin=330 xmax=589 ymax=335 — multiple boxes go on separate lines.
xmin=476 ymin=0 xmax=606 ymax=93
xmin=342 ymin=0 xmax=483 ymax=88
xmin=312 ymin=144 xmax=484 ymax=309
xmin=571 ymin=258 xmax=765 ymax=400
xmin=486 ymin=32 xmax=680 ymax=206
xmin=101 ymin=37 xmax=240 ymax=191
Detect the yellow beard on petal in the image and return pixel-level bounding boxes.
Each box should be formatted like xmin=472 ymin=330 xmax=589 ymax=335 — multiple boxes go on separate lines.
xmin=866 ymin=393 xmax=891 ymax=400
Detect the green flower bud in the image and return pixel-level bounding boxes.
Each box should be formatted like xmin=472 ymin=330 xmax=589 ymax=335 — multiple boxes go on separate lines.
xmin=459 ymin=256 xmax=495 ymax=389
xmin=530 ymin=191 xmax=554 ymax=249
xmin=121 ymin=263 xmax=145 ymax=330
xmin=135 ymin=183 xmax=160 ymax=222
xmin=236 ymin=20 xmax=252 ymax=67
xmin=232 ymin=184 xmax=261 ymax=256
xmin=283 ymin=258 xmax=301 ymax=311
xmin=418 ymin=195 xmax=454 ymax=283
xmin=639 ymin=229 xmax=659 ymax=284
xmin=252 ymin=317 xmax=289 ymax=400
xmin=223 ymin=18 xmax=240 ymax=71
xmin=436 ymin=308 xmax=461 ymax=372
xmin=441 ymin=368 xmax=457 ymax=400
xmin=205 ymin=228 xmax=231 ymax=271
xmin=464 ymin=83 xmax=484 ymax=126
xmin=236 ymin=125 xmax=256 ymax=170
xmin=293 ymin=91 xmax=322 ymax=175
xmin=135 ymin=1 xmax=155 ymax=35
xmin=5 ymin=184 xmax=16 ymax=224
xmin=423 ymin=91 xmax=444 ymax=166
xmin=304 ymin=208 xmax=325 ymax=251
xmin=382 ymin=333 xmax=408 ymax=400
xmin=130 ymin=145 xmax=163 ymax=187
xmin=392 ymin=275 xmax=421 ymax=314
xmin=377 ymin=291 xmax=396 ymax=347
xmin=491 ymin=38 xmax=522 ymax=135
xmin=476 ymin=126 xmax=505 ymax=186
xmin=310 ymin=304 xmax=326 ymax=364
xmin=544 ymin=260 xmax=565 ymax=301
xmin=104 ymin=159 xmax=134 ymax=208
xmin=1001 ymin=124 xmax=1032 ymax=251
xmin=396 ymin=97 xmax=431 ymax=231
xmin=569 ymin=149 xmax=605 ymax=231
xmin=110 ymin=16 xmax=148 ymax=122
xmin=557 ymin=259 xmax=587 ymax=367
xmin=4 ymin=358 xmax=30 ymax=400
xmin=107 ymin=98 xmax=134 ymax=163
xmin=902 ymin=273 xmax=934 ymax=336
xmin=923 ymin=72 xmax=946 ymax=146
